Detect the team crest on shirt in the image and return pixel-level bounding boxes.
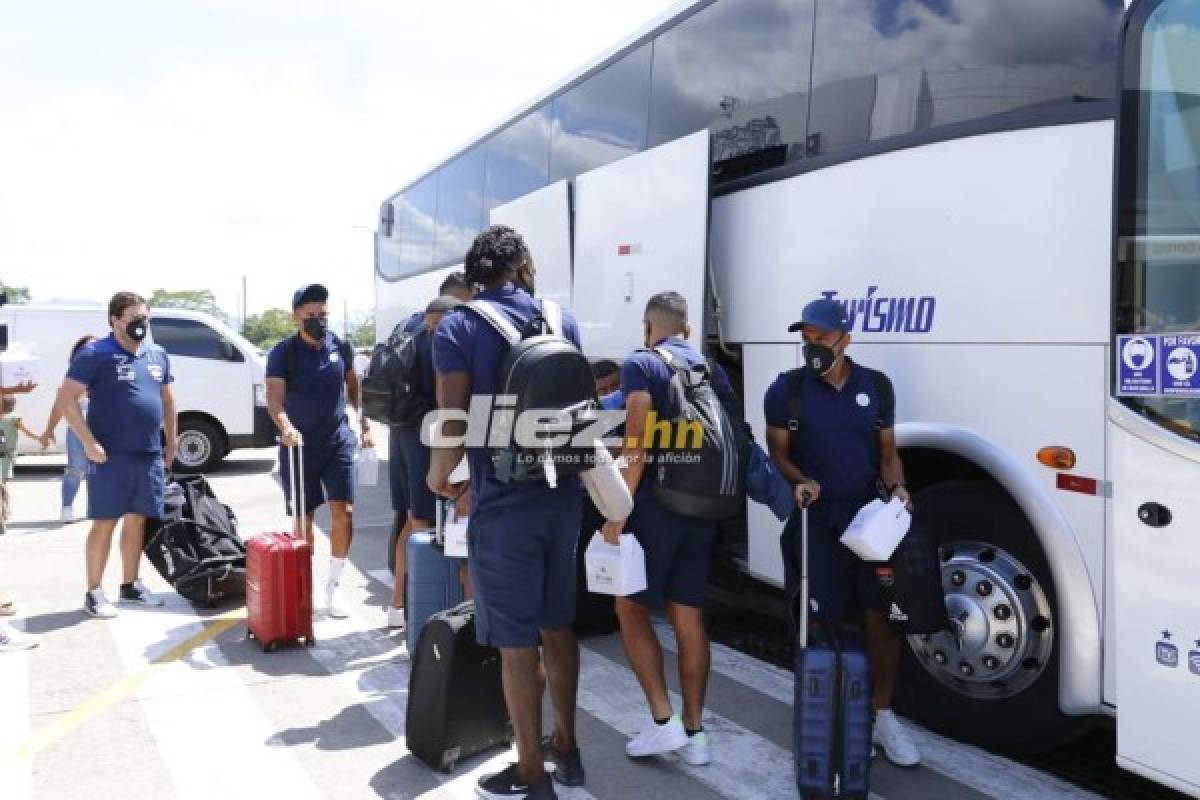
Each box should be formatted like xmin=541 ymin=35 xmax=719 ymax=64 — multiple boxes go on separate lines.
xmin=329 ymin=351 xmax=340 ymax=363
xmin=856 ymin=392 xmax=870 ymax=407
xmin=113 ymin=355 xmax=135 ymax=382
xmin=148 ymin=364 xmax=164 ymax=382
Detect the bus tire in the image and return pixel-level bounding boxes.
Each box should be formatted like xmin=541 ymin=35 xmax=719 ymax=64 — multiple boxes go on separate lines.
xmin=174 ymin=418 xmax=225 ymax=474
xmin=892 ymin=479 xmax=1093 ymax=754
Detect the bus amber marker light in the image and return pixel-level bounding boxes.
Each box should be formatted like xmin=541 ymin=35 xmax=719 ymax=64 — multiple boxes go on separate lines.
xmin=1036 ymin=446 xmax=1076 ymax=471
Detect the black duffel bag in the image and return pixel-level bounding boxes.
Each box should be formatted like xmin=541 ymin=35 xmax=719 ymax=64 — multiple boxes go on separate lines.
xmin=873 ymin=521 xmax=950 ymax=635
xmin=144 ymin=474 xmax=246 ymax=608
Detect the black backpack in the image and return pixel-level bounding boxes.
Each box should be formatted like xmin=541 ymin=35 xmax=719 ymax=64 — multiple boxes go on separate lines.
xmin=361 ymin=322 xmax=430 ymax=427
xmin=465 ymin=298 xmax=598 ymax=485
xmin=646 ymin=347 xmax=745 ymax=519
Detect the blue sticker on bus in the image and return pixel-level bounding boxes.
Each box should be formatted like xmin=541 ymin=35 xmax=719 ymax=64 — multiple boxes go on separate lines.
xmin=1156 ymin=641 xmax=1179 ymax=668
xmin=1159 ymin=333 xmax=1200 ymax=397
xmin=1117 ymin=335 xmax=1160 ymax=396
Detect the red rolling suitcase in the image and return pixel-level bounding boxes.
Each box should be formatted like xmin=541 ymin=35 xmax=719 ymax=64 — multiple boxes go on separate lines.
xmin=246 ymin=444 xmax=314 ymax=651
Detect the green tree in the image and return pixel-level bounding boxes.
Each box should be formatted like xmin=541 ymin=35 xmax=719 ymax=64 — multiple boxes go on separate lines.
xmin=150 ymin=288 xmax=228 ymax=321
xmin=350 ymin=312 xmax=376 ymax=348
xmin=243 ymin=308 xmax=295 ymax=350
xmin=0 ymin=283 xmax=31 ymax=304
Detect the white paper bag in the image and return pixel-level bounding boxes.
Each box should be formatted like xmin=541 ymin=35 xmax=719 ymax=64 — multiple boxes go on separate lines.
xmin=443 ymin=507 xmax=469 ymax=559
xmin=0 ymin=346 xmax=39 ymax=388
xmin=356 ymin=446 xmax=379 ymax=487
xmin=580 ymin=441 xmax=633 ymax=521
xmin=585 ymin=532 xmax=647 ymax=596
xmin=839 ymin=496 xmax=912 ymax=562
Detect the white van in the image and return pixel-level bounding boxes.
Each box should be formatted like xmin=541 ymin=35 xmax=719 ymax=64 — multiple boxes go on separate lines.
xmin=0 ymin=305 xmax=275 ymax=471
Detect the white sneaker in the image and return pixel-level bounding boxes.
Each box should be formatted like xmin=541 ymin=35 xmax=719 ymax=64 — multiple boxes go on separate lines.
xmin=326 ymin=585 xmax=348 ymax=619
xmin=873 ymin=709 xmax=920 ymax=767
xmin=679 ymin=730 xmax=712 ymax=766
xmin=626 ymin=715 xmax=688 ymax=758
xmin=84 ymin=589 xmax=118 ymax=619
xmin=0 ymin=622 xmax=37 ymax=652
xmin=386 ymin=606 xmax=406 ymax=630
xmin=60 ymin=507 xmax=75 ymax=523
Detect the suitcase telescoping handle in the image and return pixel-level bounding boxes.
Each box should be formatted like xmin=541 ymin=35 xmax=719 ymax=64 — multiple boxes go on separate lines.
xmin=288 ymin=442 xmax=305 ymax=539
xmin=798 ymin=491 xmax=813 ymax=651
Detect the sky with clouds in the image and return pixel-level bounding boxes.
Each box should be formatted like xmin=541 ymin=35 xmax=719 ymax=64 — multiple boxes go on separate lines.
xmin=0 ymin=0 xmax=681 ymax=325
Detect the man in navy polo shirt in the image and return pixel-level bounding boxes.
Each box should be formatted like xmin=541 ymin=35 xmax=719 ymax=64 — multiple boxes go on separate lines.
xmin=385 ymin=294 xmax=463 ymax=632
xmin=600 ymin=291 xmax=736 ymax=767
xmin=429 ymin=225 xmax=584 ymax=800
xmin=58 ymin=291 xmax=177 ymax=619
xmin=266 ymin=284 xmax=373 ymax=620
xmin=763 ymin=297 xmax=920 ymax=767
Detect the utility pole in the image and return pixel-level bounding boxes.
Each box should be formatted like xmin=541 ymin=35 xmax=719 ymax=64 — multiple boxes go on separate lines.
xmin=241 ymin=275 xmax=248 ymax=334
xmin=344 ymin=298 xmax=350 ymax=342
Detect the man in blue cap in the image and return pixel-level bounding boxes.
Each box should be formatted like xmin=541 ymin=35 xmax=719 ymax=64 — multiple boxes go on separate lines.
xmin=266 ymin=284 xmax=372 ymax=619
xmin=762 ymin=296 xmax=920 ymax=767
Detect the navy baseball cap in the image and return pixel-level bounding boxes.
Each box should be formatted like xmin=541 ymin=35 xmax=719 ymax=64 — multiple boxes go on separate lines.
xmin=292 ymin=283 xmax=329 ymax=310
xmin=788 ymin=298 xmax=850 ymax=333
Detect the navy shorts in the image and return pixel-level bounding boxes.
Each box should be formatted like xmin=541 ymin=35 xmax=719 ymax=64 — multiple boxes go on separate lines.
xmin=279 ymin=439 xmax=355 ymax=516
xmin=87 ymin=451 xmax=165 ymax=520
xmin=388 ymin=425 xmax=436 ymax=522
xmin=626 ymin=495 xmax=718 ymax=609
xmin=780 ymin=500 xmax=886 ymax=622
xmin=468 ymin=495 xmax=583 ymax=648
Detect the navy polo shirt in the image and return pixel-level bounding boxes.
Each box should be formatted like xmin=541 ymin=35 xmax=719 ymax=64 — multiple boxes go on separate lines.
xmin=763 ymin=359 xmax=895 ymax=505
xmin=67 ymin=334 xmax=173 ymax=453
xmin=266 ymin=333 xmax=354 ymax=449
xmin=433 ymin=282 xmax=583 ymax=513
xmin=621 ymin=336 xmax=737 ymax=499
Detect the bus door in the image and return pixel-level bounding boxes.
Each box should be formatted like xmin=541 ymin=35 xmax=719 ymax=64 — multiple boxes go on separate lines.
xmin=489 ymin=180 xmax=573 ymax=310
xmin=571 ymin=130 xmax=711 ymax=360
xmin=1112 ymin=1 xmax=1200 ymax=795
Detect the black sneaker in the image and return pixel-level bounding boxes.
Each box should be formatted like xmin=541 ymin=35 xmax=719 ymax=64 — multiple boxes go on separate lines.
xmin=475 ymin=763 xmax=557 ymax=799
xmin=541 ymin=736 xmax=585 ymax=787
xmin=119 ymin=580 xmax=164 ymax=607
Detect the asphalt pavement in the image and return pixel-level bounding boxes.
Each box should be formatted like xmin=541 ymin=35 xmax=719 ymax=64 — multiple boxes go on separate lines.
xmin=0 ymin=448 xmax=1104 ymax=800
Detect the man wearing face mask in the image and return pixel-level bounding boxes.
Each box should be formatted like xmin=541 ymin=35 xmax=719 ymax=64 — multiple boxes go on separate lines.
xmin=57 ymin=291 xmax=176 ymax=619
xmin=266 ymin=284 xmax=372 ymax=619
xmin=763 ymin=297 xmax=920 ymax=767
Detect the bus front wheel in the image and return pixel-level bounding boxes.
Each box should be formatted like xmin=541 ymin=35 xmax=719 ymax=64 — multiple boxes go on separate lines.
xmin=892 ymin=480 xmax=1093 ymax=754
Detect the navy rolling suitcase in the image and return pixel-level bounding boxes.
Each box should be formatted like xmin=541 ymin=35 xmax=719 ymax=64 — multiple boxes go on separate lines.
xmin=793 ymin=504 xmax=873 ymax=799
xmin=405 ymin=499 xmax=465 ymax=653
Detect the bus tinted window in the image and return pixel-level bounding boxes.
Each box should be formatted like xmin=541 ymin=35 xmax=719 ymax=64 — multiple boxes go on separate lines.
xmin=434 ymin=146 xmax=486 ymax=265
xmin=484 ymin=105 xmax=552 ymax=212
xmin=392 ymin=173 xmax=439 ymax=278
xmin=549 ymin=44 xmax=652 ymax=183
xmin=648 ymin=0 xmax=815 ymax=169
xmin=1116 ymin=0 xmax=1200 ymax=441
xmin=808 ymin=0 xmax=1122 ymax=158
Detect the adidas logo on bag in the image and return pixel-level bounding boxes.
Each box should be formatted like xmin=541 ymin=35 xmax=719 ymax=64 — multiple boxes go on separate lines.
xmin=889 ymin=602 xmax=909 ymax=623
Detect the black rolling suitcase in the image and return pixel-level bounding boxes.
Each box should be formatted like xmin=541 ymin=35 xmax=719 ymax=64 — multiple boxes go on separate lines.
xmin=405 ymin=601 xmax=511 ymax=771
xmin=793 ymin=504 xmax=873 ymax=799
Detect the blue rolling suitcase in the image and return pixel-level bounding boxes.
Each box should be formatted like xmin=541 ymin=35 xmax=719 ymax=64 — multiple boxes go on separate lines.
xmin=793 ymin=504 xmax=873 ymax=799
xmin=405 ymin=499 xmax=465 ymax=653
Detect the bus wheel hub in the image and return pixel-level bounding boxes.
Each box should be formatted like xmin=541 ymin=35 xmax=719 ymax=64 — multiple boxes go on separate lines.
xmin=908 ymin=540 xmax=1054 ymax=700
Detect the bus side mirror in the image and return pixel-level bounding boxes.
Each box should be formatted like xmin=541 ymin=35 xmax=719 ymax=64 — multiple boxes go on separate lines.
xmin=220 ymin=340 xmax=236 ymax=361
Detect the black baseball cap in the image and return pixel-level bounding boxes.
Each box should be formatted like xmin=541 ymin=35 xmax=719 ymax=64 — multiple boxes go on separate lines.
xmin=788 ymin=297 xmax=850 ymax=334
xmin=292 ymin=284 xmax=329 ymax=310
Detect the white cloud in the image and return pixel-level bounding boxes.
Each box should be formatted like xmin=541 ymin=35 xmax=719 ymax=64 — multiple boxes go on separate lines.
xmin=0 ymin=0 xmax=681 ymax=324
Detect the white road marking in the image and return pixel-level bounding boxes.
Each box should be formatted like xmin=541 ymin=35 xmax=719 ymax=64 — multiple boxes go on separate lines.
xmin=107 ymin=601 xmax=324 ymax=800
xmin=0 ymin=620 xmax=33 ymax=800
xmin=652 ymin=621 xmax=1102 ymax=800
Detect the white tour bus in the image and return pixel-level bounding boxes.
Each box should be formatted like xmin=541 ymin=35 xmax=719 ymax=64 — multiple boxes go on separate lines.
xmin=374 ymin=0 xmax=1200 ymax=793
xmin=0 ymin=305 xmax=275 ymax=472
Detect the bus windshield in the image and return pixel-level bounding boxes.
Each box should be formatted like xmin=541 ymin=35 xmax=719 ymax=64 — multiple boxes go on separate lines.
xmin=1116 ymin=0 xmax=1200 ymax=441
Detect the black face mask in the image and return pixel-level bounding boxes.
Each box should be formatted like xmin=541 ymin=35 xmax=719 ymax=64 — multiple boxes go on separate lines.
xmin=303 ymin=317 xmax=328 ymax=340
xmin=803 ymin=339 xmax=842 ymax=376
xmin=126 ymin=317 xmax=149 ymax=342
